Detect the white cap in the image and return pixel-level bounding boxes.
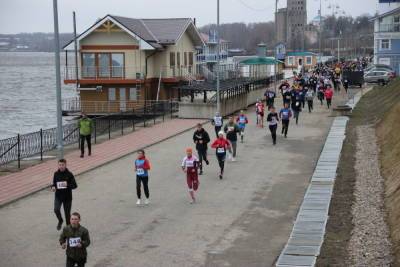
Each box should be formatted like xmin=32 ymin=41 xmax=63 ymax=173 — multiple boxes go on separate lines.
xmin=218 ymin=131 xmax=224 ymax=136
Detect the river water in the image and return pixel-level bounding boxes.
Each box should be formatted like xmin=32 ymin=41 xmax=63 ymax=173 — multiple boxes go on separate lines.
xmin=0 ymin=52 xmax=77 ymax=139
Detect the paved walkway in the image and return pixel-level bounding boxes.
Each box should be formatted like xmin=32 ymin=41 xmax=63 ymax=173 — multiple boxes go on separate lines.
xmin=0 ymin=119 xmax=204 ymax=206
xmin=0 ymin=91 xmax=339 ymax=267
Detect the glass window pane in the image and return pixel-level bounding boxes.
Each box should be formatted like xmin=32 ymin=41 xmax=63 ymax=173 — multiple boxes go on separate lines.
xmin=108 ymin=88 xmax=116 ymax=101
xmin=98 ymin=53 xmax=110 ymax=77
xmin=129 ymin=87 xmax=137 ymax=101
xmin=111 ymin=53 xmax=124 ymax=77
xmin=82 ymin=53 xmax=95 ymax=78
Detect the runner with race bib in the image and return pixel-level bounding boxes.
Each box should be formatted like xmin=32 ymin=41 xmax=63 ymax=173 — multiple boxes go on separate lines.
xmin=211 ymin=131 xmax=232 ymax=180
xmin=134 ymin=149 xmax=151 ymax=206
xmin=236 ymin=110 xmax=249 ymax=143
xmin=181 ymin=148 xmax=199 ymax=204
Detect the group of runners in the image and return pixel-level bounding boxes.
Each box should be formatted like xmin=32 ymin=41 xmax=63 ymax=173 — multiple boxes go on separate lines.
xmin=50 ymin=63 xmax=349 ymax=266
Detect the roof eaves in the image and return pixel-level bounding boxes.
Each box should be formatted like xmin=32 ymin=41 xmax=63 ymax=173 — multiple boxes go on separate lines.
xmin=370 ymin=7 xmax=400 ymax=21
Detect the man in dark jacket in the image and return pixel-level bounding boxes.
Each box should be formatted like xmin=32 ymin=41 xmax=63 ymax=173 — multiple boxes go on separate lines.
xmin=52 ymin=159 xmax=78 ymax=230
xmin=193 ymin=123 xmax=210 ymax=175
xmin=224 ymin=117 xmax=240 ymax=161
xmin=60 ymin=212 xmax=90 ymax=267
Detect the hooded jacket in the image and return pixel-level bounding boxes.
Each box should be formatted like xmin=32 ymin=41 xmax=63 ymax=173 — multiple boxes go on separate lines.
xmin=53 ymin=168 xmax=77 ymax=201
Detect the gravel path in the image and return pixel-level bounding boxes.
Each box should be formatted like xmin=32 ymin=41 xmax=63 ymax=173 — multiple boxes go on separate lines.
xmin=348 ymin=125 xmax=392 ymax=266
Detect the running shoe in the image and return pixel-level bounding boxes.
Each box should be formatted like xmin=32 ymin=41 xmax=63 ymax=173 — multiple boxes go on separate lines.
xmin=136 ymin=199 xmax=141 ymax=205
xmin=232 ymin=157 xmax=236 ymax=162
xmin=199 ymin=170 xmax=203 ymax=175
xmin=205 ymin=160 xmax=209 ymax=165
xmin=57 ymin=221 xmax=63 ymax=231
xmin=190 ymin=198 xmax=196 ymax=204
xmin=144 ymin=199 xmax=150 ymax=205
xmin=219 ymin=174 xmax=223 ymax=180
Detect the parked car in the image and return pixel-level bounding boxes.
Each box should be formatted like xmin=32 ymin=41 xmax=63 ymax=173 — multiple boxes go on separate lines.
xmin=364 ymin=71 xmax=393 ymax=85
xmin=365 ymin=64 xmax=393 ymax=73
xmin=365 ymin=67 xmax=396 ymax=78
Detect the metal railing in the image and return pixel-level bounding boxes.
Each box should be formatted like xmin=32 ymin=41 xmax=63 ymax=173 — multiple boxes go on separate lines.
xmin=376 ymin=23 xmax=400 ymax=33
xmin=0 ymin=100 xmax=179 ymax=168
xmin=64 ymin=65 xmax=146 ymax=80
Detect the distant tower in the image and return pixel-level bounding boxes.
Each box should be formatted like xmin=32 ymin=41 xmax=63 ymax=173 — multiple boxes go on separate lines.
xmin=287 ymin=0 xmax=307 ymax=51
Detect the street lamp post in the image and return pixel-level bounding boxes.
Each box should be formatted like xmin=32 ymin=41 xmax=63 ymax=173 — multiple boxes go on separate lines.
xmin=274 ymin=0 xmax=278 ymax=94
xmin=52 ymin=0 xmax=64 ymax=159
xmin=216 ymin=0 xmax=221 ymax=114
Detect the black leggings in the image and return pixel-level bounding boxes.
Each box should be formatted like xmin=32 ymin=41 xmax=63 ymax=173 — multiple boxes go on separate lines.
xmin=326 ymin=99 xmax=332 ymax=108
xmin=214 ymin=126 xmax=222 ymax=138
xmin=197 ymin=148 xmax=208 ymax=171
xmin=269 ymin=124 xmax=277 ymax=144
xmin=281 ymin=120 xmax=289 ymax=136
xmin=80 ymin=134 xmax=91 ymax=155
xmin=54 ymin=197 xmax=72 ymax=224
xmin=66 ymin=257 xmax=86 ymax=267
xmin=216 ymin=153 xmax=226 ymax=174
xmin=307 ymin=100 xmax=313 ymax=112
xmin=136 ymin=176 xmax=149 ymax=199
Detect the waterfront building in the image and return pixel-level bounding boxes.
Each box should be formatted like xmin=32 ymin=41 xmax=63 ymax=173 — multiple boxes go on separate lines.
xmin=372 ymin=3 xmax=400 ymax=73
xmin=285 ymin=51 xmax=317 ymax=71
xmin=63 ymin=14 xmax=204 ymax=114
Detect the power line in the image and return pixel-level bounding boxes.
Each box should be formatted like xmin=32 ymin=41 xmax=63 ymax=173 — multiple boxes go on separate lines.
xmin=236 ymin=0 xmax=274 ymax=12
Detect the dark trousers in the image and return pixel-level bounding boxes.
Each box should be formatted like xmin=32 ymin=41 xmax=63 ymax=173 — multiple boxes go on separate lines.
xmin=214 ymin=126 xmax=222 ymax=138
xmin=301 ymin=100 xmax=305 ymax=108
xmin=216 ymin=153 xmax=226 ymax=174
xmin=307 ymin=100 xmax=313 ymax=112
xmin=267 ymin=99 xmax=275 ymax=109
xmin=80 ymin=135 xmax=91 ymax=156
xmin=197 ymin=148 xmax=208 ymax=171
xmin=136 ymin=176 xmax=149 ymax=199
xmin=66 ymin=257 xmax=86 ymax=267
xmin=54 ymin=197 xmax=72 ymax=224
xmin=269 ymin=124 xmax=277 ymax=144
xmin=326 ymin=99 xmax=332 ymax=109
xmin=281 ymin=120 xmax=289 ymax=137
xmin=293 ymin=111 xmax=300 ymax=124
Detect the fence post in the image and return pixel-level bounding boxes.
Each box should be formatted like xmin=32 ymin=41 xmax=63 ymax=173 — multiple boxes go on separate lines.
xmin=121 ymin=119 xmax=124 ymax=135
xmin=17 ymin=134 xmax=20 ymax=169
xmin=40 ymin=129 xmax=43 ymax=161
xmin=143 ymin=104 xmax=146 ymax=127
xmin=153 ymin=103 xmax=156 ymax=125
xmin=162 ymin=102 xmax=165 ymax=122
xmin=170 ymin=101 xmax=173 ymax=119
xmin=108 ymin=118 xmax=111 ymax=140
xmin=94 ymin=119 xmax=97 ymax=144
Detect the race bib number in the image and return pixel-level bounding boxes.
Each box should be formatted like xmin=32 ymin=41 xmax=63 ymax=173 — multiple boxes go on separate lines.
xmin=214 ymin=117 xmax=222 ymax=126
xmin=283 ymin=111 xmax=289 ymax=117
xmin=217 ymin=147 xmax=225 ymax=153
xmin=186 ymin=160 xmax=194 ymax=167
xmin=136 ymin=168 xmax=145 ymax=175
xmin=228 ymin=126 xmax=234 ymax=132
xmin=69 ymin=237 xmax=81 ymax=247
xmin=56 ymin=181 xmax=67 ymax=189
xmin=239 ymin=118 xmax=246 ymax=123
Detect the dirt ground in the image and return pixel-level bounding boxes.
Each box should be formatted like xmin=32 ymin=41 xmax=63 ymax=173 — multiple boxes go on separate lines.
xmin=317 ymin=80 xmax=400 ymax=266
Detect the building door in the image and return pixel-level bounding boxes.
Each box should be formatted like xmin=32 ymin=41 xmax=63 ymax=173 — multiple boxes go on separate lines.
xmin=298 ymin=58 xmax=303 ymax=66
xmin=119 ymin=88 xmax=126 ymax=111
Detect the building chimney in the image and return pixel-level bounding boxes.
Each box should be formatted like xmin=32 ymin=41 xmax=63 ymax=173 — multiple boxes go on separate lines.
xmin=257 ymin=43 xmax=267 ymax=57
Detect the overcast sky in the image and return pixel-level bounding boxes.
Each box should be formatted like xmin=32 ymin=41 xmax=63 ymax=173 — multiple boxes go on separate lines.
xmin=0 ymin=0 xmax=377 ymax=34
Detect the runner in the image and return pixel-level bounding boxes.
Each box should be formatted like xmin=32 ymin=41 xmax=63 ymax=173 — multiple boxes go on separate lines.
xmin=264 ymin=88 xmax=276 ymax=109
xmin=59 ymin=212 xmax=90 ymax=267
xmin=324 ymin=85 xmax=334 ymax=109
xmin=255 ymin=100 xmax=265 ymax=128
xmin=134 ymin=149 xmax=151 ymax=205
xmin=181 ymin=148 xmax=199 ymax=204
xmin=211 ymin=131 xmax=232 ymax=179
xmin=193 ymin=123 xmax=210 ymax=175
xmin=305 ymin=88 xmax=315 ymax=113
xmin=317 ymin=82 xmax=325 ymax=105
xmin=279 ymin=103 xmax=293 ymax=138
xmin=52 ymin=159 xmax=77 ymax=231
xmin=342 ymin=77 xmax=349 ymax=93
xmin=266 ymin=106 xmax=279 ymax=145
xmin=282 ymin=87 xmax=292 ymax=106
xmin=211 ymin=112 xmax=223 ymax=138
xmin=291 ymin=92 xmax=302 ymax=125
xmin=236 ymin=110 xmax=249 ymax=143
xmin=224 ymin=116 xmax=240 ymax=161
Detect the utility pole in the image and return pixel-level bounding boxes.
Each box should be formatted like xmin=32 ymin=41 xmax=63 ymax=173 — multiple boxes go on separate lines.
xmin=52 ymin=0 xmax=64 ymax=159
xmin=216 ymin=0 xmax=220 ymax=113
xmin=274 ymin=0 xmax=278 ymax=94
xmin=73 ymin=12 xmax=79 ymax=91
xmin=319 ymin=0 xmax=322 ymax=63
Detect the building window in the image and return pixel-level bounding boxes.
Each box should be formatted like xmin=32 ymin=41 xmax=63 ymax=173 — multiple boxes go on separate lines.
xmin=170 ymin=52 xmax=176 ymax=67
xmin=108 ymin=88 xmax=116 ymax=101
xmin=177 ymin=52 xmax=181 ymax=66
xmin=82 ymin=53 xmax=95 ymax=77
xmin=380 ymin=39 xmax=391 ymax=50
xmin=288 ymin=56 xmax=294 ymax=65
xmin=81 ymin=53 xmax=124 ymax=78
xmin=129 ymin=87 xmax=140 ymax=101
xmin=306 ymin=56 xmax=312 ymax=65
xmin=184 ymin=52 xmax=188 ymax=66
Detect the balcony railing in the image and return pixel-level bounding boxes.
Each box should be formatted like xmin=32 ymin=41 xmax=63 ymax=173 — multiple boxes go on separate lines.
xmin=64 ymin=66 xmax=146 ymax=81
xmin=62 ymin=98 xmax=178 ymax=114
xmin=197 ymin=53 xmax=229 ymax=62
xmin=377 ymin=23 xmax=400 ymax=33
